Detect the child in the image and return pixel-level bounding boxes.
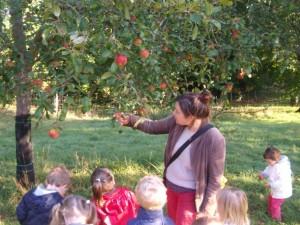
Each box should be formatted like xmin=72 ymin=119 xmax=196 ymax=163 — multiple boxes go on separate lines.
xmin=16 ymin=165 xmax=71 ymax=225
xmin=128 ymin=175 xmax=174 ymax=225
xmin=216 ymin=187 xmax=250 ymax=225
xmin=90 ymin=168 xmax=139 ymax=225
xmin=259 ymin=146 xmax=293 ymax=221
xmin=50 ymin=194 xmax=98 ymax=225
xmin=192 ymin=187 xmax=249 ymax=225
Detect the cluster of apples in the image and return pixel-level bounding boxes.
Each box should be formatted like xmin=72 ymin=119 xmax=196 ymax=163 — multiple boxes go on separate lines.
xmin=114 ymin=37 xmax=151 ymax=69
xmin=114 ymin=38 xmax=168 ymax=90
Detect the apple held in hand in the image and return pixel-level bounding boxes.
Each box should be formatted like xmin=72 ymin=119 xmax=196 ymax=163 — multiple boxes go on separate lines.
xmin=139 ymin=49 xmax=150 ymax=59
xmin=48 ymin=129 xmax=60 ymax=139
xmin=115 ymin=53 xmax=128 ymax=68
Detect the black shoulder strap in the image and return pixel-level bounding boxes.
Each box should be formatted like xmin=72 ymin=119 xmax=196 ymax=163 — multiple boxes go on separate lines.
xmin=165 ymin=124 xmax=214 ymax=168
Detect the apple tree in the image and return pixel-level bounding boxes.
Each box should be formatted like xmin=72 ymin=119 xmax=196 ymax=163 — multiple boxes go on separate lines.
xmin=1 ymin=0 xmax=299 ymax=187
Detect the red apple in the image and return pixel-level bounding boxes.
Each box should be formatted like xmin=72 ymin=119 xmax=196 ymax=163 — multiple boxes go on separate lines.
xmin=130 ymin=15 xmax=137 ymax=22
xmin=115 ymin=53 xmax=128 ymax=68
xmin=231 ymin=29 xmax=240 ymax=39
xmin=48 ymin=129 xmax=60 ymax=139
xmin=133 ymin=37 xmax=143 ymax=46
xmin=31 ymin=79 xmax=44 ymax=88
xmin=139 ymin=49 xmax=150 ymax=59
xmin=160 ymin=82 xmax=167 ymax=90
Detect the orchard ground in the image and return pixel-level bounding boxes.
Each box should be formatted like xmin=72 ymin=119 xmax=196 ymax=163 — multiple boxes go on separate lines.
xmin=0 ymin=106 xmax=299 ymax=225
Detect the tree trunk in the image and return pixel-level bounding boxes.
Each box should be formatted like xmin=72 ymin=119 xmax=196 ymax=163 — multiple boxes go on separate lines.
xmin=10 ymin=0 xmax=35 ymax=187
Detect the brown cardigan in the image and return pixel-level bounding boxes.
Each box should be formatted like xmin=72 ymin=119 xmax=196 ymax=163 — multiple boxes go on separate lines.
xmin=127 ymin=115 xmax=226 ymax=220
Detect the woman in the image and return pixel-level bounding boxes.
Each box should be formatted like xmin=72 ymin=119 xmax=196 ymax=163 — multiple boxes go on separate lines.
xmin=114 ymin=90 xmax=226 ymax=225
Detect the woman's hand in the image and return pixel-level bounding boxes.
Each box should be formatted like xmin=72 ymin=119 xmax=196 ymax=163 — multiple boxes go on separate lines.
xmin=114 ymin=112 xmax=129 ymax=126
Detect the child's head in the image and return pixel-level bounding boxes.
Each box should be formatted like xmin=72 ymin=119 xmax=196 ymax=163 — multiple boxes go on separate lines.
xmin=50 ymin=195 xmax=97 ymax=225
xmin=263 ymin=146 xmax=281 ymax=165
xmin=90 ymin=168 xmax=115 ymax=200
xmin=45 ymin=165 xmax=71 ymax=196
xmin=135 ymin=175 xmax=166 ymax=210
xmin=217 ymin=187 xmax=249 ymax=225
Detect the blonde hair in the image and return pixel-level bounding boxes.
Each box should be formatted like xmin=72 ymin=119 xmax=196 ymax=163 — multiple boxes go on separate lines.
xmin=50 ymin=195 xmax=97 ymax=225
xmin=46 ymin=165 xmax=71 ymax=187
xmin=135 ymin=175 xmax=166 ymax=210
xmin=217 ymin=187 xmax=250 ymax=225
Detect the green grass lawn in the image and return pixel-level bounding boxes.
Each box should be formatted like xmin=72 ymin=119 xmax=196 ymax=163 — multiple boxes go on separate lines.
xmin=0 ymin=106 xmax=299 ymax=225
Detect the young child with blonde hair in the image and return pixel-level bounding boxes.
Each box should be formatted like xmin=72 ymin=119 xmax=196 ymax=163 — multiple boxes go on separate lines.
xmin=128 ymin=175 xmax=174 ymax=225
xmin=90 ymin=168 xmax=138 ymax=225
xmin=259 ymin=146 xmax=292 ymax=221
xmin=216 ymin=187 xmax=250 ymax=225
xmin=50 ymin=194 xmax=98 ymax=225
xmin=16 ymin=165 xmax=71 ymax=225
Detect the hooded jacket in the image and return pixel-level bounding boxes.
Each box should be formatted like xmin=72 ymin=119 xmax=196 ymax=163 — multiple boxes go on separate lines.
xmin=262 ymin=155 xmax=293 ymax=198
xmin=16 ymin=185 xmax=63 ymax=225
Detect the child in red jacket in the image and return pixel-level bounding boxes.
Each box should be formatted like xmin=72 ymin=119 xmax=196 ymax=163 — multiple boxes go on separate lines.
xmin=90 ymin=168 xmax=139 ymax=225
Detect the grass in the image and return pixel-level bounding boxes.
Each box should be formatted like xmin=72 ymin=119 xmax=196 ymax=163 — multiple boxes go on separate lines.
xmin=0 ymin=106 xmax=299 ymax=225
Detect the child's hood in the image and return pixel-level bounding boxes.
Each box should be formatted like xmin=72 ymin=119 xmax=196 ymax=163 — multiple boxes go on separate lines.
xmin=278 ymin=155 xmax=291 ymax=168
xmin=34 ymin=184 xmax=58 ymax=196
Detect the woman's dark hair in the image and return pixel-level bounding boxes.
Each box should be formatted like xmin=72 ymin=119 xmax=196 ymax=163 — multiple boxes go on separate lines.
xmin=263 ymin=146 xmax=281 ymax=161
xmin=91 ymin=168 xmax=114 ymax=201
xmin=175 ymin=89 xmax=213 ymax=118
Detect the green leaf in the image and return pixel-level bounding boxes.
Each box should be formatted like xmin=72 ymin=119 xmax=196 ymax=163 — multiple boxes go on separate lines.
xmin=34 ymin=107 xmax=43 ymax=119
xmin=220 ymin=0 xmax=233 ymax=7
xmin=59 ymin=103 xmax=68 ymax=121
xmin=101 ymin=72 xmax=113 ymax=80
xmin=211 ymin=19 xmax=221 ymax=30
xmin=102 ymin=50 xmax=113 ymax=58
xmin=52 ymin=5 xmax=61 ymax=17
xmin=124 ymin=5 xmax=130 ymax=20
xmin=207 ymin=49 xmax=219 ymax=57
xmin=42 ymin=28 xmax=51 ymax=46
xmin=190 ymin=14 xmax=202 ymax=25
xmin=81 ymin=96 xmax=91 ymax=113
xmin=110 ymin=63 xmax=118 ymax=73
xmin=192 ymin=25 xmax=199 ymax=40
xmin=205 ymin=1 xmax=214 ymax=16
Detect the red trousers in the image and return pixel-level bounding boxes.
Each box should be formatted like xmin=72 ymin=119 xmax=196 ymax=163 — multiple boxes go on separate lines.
xmin=268 ymin=195 xmax=285 ymax=221
xmin=167 ymin=188 xmax=196 ymax=225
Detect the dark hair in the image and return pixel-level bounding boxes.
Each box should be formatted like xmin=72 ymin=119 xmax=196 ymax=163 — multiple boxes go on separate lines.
xmin=175 ymin=90 xmax=212 ymax=118
xmin=91 ymin=168 xmax=114 ymax=201
xmin=263 ymin=146 xmax=281 ymax=161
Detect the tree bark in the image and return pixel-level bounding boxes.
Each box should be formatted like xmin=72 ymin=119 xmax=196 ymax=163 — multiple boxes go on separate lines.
xmin=10 ymin=0 xmax=35 ymax=187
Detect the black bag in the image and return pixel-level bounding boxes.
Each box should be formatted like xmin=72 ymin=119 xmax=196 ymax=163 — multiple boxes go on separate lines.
xmin=163 ymin=124 xmax=214 ymax=185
